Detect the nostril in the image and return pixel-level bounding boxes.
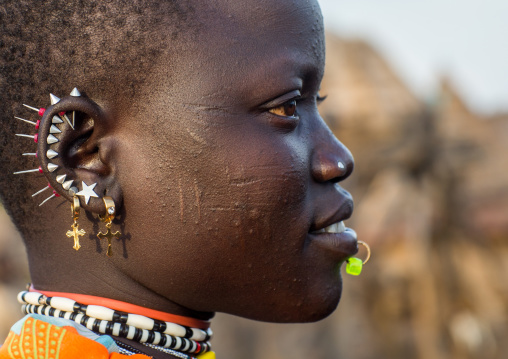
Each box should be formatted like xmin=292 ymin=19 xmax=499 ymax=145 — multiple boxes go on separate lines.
xmin=312 ymin=157 xmax=352 ymax=183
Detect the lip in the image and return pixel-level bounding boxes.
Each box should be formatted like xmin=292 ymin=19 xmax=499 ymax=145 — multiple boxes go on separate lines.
xmin=308 ymin=227 xmax=358 ymax=261
xmin=310 ymin=190 xmax=354 ymax=232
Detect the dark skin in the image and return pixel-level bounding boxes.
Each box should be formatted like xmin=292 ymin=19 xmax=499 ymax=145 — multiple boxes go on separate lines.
xmin=19 ymin=0 xmax=357 ymax=357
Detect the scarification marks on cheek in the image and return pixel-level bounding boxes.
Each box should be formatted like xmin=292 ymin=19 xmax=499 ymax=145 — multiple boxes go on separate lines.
xmin=194 ymin=180 xmax=202 ymax=221
xmin=178 ymin=178 xmax=184 ymax=223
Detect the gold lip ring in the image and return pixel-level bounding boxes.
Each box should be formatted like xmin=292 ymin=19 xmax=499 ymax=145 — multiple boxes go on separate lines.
xmin=358 ymin=240 xmax=371 ymax=265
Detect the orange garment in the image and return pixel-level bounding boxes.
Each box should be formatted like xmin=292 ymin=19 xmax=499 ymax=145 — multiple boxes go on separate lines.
xmin=0 ymin=316 xmax=149 ymax=359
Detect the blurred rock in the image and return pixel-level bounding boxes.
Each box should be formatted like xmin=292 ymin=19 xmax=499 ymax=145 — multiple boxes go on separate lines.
xmin=0 ymin=205 xmax=28 ymax=341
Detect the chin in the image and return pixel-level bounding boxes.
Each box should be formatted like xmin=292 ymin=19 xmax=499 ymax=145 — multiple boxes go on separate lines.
xmin=284 ymin=282 xmax=343 ymax=323
xmin=230 ymin=278 xmax=343 ymax=324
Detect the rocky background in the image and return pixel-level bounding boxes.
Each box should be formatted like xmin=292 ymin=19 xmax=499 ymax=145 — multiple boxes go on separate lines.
xmin=1 ymin=32 xmax=507 ymax=359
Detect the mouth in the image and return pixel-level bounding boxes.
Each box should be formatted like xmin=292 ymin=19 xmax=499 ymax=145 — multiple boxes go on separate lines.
xmin=308 ymin=193 xmax=358 ymax=261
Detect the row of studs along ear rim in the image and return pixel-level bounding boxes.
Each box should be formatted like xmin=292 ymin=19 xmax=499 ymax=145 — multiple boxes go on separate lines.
xmin=14 ymin=88 xmax=99 ymax=207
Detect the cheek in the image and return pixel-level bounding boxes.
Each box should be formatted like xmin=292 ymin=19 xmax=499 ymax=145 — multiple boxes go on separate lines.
xmin=188 ymin=130 xmax=311 ymax=252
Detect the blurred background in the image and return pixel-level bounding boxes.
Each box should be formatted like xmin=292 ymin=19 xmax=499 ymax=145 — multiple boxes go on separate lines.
xmin=1 ymin=0 xmax=507 ymax=358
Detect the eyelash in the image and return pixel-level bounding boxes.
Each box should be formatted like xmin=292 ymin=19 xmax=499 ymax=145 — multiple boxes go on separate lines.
xmin=316 ymin=94 xmax=327 ymax=103
xmin=267 ymin=93 xmax=327 ymax=118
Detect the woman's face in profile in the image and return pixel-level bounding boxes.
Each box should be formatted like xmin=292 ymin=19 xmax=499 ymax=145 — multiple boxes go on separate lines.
xmin=111 ymin=0 xmax=356 ymax=322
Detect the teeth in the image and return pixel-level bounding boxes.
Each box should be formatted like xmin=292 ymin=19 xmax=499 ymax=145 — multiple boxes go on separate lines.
xmin=315 ymin=221 xmax=346 ymax=234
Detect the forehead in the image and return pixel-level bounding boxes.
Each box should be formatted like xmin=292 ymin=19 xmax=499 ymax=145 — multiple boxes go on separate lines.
xmin=147 ymin=0 xmax=325 ymax=105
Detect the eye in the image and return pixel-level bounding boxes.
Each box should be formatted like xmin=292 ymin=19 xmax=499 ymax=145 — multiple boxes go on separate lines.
xmin=268 ymin=99 xmax=297 ymax=118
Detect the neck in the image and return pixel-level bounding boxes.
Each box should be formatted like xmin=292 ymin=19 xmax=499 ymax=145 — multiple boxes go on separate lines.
xmin=29 ymin=262 xmax=215 ymax=322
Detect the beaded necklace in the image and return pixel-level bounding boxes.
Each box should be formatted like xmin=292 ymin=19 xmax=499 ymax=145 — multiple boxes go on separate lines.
xmin=18 ymin=290 xmax=213 ymax=358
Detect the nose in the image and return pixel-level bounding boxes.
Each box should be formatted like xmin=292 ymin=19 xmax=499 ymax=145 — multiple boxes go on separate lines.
xmin=311 ymin=123 xmax=354 ymax=183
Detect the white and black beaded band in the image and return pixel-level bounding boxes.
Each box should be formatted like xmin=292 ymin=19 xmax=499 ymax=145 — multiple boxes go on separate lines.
xmin=18 ymin=291 xmax=212 ymax=341
xmin=22 ymin=303 xmax=211 ymax=355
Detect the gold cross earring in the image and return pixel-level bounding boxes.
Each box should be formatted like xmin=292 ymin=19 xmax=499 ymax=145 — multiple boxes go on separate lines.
xmin=66 ymin=196 xmax=85 ymax=251
xmin=97 ymin=196 xmax=121 ymax=257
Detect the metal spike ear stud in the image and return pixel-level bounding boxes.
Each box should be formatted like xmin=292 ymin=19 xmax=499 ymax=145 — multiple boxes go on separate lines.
xmin=70 ymin=88 xmax=81 ymax=97
xmin=46 ymin=149 xmax=58 ymax=159
xmin=49 ymin=93 xmax=60 ymax=105
xmin=62 ymin=180 xmax=74 ymax=191
xmin=52 ymin=116 xmax=63 ymax=124
xmin=47 ymin=134 xmax=59 ymax=144
xmin=56 ymin=174 xmax=67 ymax=184
xmin=66 ymin=196 xmax=85 ymax=251
xmin=97 ymin=197 xmax=121 ymax=257
xmin=346 ymin=241 xmax=371 ymax=276
xmin=49 ymin=125 xmax=61 ymax=134
xmin=70 ymin=88 xmax=81 ymax=128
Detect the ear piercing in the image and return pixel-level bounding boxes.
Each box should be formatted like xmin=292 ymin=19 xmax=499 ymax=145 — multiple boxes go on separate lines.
xmin=66 ymin=196 xmax=85 ymax=251
xmin=13 ymin=89 xmax=82 ymax=202
xmin=13 ymin=167 xmax=43 ymax=175
xmin=346 ymin=240 xmax=371 ymax=276
xmin=76 ymin=181 xmax=99 ymax=204
xmin=97 ymin=197 xmax=121 ymax=257
xmin=15 ymin=89 xmax=121 ymax=256
xmin=46 ymin=149 xmax=58 ymax=159
xmin=38 ymin=191 xmax=61 ymax=207
xmin=70 ymin=87 xmax=81 ymax=128
xmin=15 ymin=116 xmax=40 ymax=128
xmin=23 ymin=103 xmax=46 ymax=117
xmin=31 ymin=183 xmax=52 ymax=197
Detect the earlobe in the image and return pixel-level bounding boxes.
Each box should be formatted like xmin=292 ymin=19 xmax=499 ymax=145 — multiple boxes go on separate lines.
xmin=35 ymin=90 xmax=122 ymax=215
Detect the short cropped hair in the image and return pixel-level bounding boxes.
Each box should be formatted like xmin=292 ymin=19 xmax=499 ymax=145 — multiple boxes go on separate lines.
xmin=0 ymin=0 xmax=194 ymax=231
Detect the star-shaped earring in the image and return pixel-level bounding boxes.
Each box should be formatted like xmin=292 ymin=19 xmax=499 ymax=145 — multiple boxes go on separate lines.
xmin=76 ymin=181 xmax=99 ymax=204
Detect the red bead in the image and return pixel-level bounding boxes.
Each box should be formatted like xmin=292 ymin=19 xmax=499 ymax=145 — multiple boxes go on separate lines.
xmin=38 ymin=166 xmax=43 ymax=173
xmin=35 ymin=152 xmax=38 ymax=158
xmin=33 ymin=134 xmax=38 ymax=143
xmin=59 ymin=111 xmax=65 ymax=116
xmin=38 ymin=108 xmax=45 ymax=117
xmin=53 ymin=190 xmax=60 ymax=197
xmin=35 ymin=120 xmax=41 ymax=129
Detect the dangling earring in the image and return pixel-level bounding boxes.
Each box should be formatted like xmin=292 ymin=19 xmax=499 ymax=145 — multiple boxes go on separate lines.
xmin=97 ymin=196 xmax=121 ymax=257
xmin=66 ymin=196 xmax=85 ymax=251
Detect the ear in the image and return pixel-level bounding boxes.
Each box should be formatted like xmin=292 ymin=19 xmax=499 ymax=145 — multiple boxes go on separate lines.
xmin=36 ymin=91 xmax=122 ymax=215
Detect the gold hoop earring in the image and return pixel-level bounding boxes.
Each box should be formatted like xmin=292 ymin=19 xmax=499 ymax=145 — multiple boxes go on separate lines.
xmin=97 ymin=196 xmax=121 ymax=257
xmin=66 ymin=196 xmax=85 ymax=251
xmin=346 ymin=240 xmax=371 ymax=276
